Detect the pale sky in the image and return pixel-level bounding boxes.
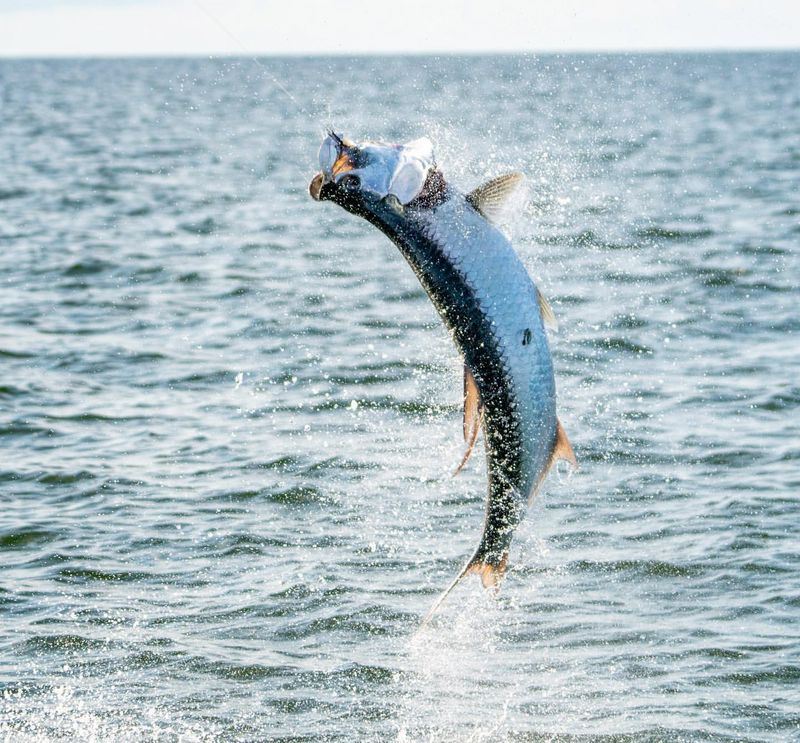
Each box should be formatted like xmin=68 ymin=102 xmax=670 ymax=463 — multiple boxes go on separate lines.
xmin=0 ymin=0 xmax=798 ymax=57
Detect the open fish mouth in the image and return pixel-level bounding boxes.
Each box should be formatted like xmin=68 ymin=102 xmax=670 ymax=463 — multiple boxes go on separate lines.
xmin=309 ymin=130 xmax=435 ymax=206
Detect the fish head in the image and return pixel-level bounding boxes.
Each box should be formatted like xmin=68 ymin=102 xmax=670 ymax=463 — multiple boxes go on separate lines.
xmin=309 ymin=131 xmax=443 ymax=215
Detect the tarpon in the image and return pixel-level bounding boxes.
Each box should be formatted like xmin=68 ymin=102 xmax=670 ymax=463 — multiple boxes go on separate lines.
xmin=309 ymin=132 xmax=576 ymax=617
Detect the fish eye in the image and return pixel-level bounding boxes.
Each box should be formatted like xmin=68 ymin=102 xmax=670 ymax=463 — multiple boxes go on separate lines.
xmin=339 ymin=174 xmax=360 ymax=192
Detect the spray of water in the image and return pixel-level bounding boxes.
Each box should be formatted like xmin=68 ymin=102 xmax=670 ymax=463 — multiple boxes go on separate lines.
xmin=190 ymin=0 xmax=318 ymax=123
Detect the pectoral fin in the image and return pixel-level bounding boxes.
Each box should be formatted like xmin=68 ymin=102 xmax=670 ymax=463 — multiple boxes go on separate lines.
xmin=466 ymin=172 xmax=524 ymax=224
xmin=453 ymin=366 xmax=484 ymax=476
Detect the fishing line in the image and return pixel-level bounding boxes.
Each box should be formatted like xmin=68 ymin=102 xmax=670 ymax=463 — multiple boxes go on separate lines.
xmin=190 ymin=0 xmax=320 ymax=123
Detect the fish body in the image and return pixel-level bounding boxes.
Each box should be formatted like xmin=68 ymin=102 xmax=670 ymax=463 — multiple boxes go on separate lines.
xmin=310 ymin=133 xmax=574 ymax=608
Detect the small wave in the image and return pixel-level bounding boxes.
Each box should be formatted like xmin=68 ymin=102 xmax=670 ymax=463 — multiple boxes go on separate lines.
xmin=204 ymin=533 xmax=294 ymax=556
xmin=569 ymin=559 xmax=702 ymax=578
xmin=38 ymin=471 xmax=96 ymax=485
xmin=0 ymin=384 xmax=26 ymax=398
xmin=549 ymin=529 xmax=612 ymax=548
xmin=312 ymin=396 xmax=450 ymax=417
xmin=610 ymin=313 xmax=647 ymax=330
xmin=297 ymin=325 xmax=338 ymax=337
xmin=324 ymin=662 xmax=395 ymax=685
xmin=22 ymin=634 xmax=108 ymax=652
xmin=0 ymin=529 xmax=56 ymax=550
xmin=274 ymin=610 xmax=392 ymax=641
xmin=583 ymin=336 xmax=654 ymax=355
xmin=179 ymin=216 xmax=219 ymax=235
xmin=0 ymin=423 xmax=58 ymax=438
xmin=304 ymin=456 xmax=377 ymax=474
xmin=384 ymin=288 xmax=427 ymax=302
xmin=637 ymin=225 xmax=715 ymax=241
xmin=151 ymin=370 xmax=232 ymax=389
xmin=328 ymin=369 xmax=406 ymax=387
xmin=62 ymin=259 xmax=116 ymax=277
xmin=0 ymin=348 xmax=34 ymax=359
xmin=715 ymin=666 xmax=800 ymax=686
xmin=267 ymin=485 xmax=324 ymax=505
xmin=328 ymin=367 xmax=414 ymax=386
xmin=360 ymin=318 xmax=402 ymax=329
xmin=700 ymin=647 xmax=748 ymax=660
xmin=541 ymin=229 xmax=638 ymax=251
xmin=44 ymin=412 xmax=143 ymax=423
xmin=0 ymin=188 xmax=28 ymax=201
xmin=186 ymin=659 xmax=289 ymax=681
xmin=747 ymin=282 xmax=793 ymax=294
xmin=177 ymin=271 xmax=205 ymax=283
xmin=577 ymin=446 xmax=667 ymax=465
xmin=696 ymin=267 xmax=743 ymax=287
xmin=753 ymin=387 xmax=800 ymax=412
xmin=133 ymin=146 xmax=203 ymax=159
xmin=243 ymin=455 xmax=301 ymax=471
xmin=56 ymin=567 xmax=155 ymax=583
xmin=126 ymin=204 xmax=152 ymax=217
xmin=739 ymin=242 xmax=787 ymax=256
xmin=603 ymin=269 xmax=679 ymax=284
xmin=739 ymin=560 xmax=794 ymax=575
xmin=699 ymin=448 xmax=761 ymax=467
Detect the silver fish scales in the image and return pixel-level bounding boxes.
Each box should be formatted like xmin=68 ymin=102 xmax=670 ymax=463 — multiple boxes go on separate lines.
xmin=310 ymin=133 xmax=576 ymax=620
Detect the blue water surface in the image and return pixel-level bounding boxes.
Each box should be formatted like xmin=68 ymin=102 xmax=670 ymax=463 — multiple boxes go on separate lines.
xmin=0 ymin=53 xmax=798 ymax=741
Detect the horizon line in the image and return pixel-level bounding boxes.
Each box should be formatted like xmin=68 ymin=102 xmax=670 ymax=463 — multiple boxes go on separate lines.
xmin=1 ymin=45 xmax=799 ymax=61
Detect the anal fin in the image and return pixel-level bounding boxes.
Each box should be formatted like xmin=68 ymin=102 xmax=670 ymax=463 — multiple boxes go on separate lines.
xmin=553 ymin=418 xmax=577 ymax=468
xmin=528 ymin=418 xmax=578 ymax=506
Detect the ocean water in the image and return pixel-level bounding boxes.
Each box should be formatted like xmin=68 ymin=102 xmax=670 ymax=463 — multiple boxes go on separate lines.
xmin=0 ymin=53 xmax=798 ymax=742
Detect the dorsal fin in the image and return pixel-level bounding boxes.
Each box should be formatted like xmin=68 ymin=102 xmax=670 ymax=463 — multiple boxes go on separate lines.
xmin=537 ymin=288 xmax=559 ymax=331
xmin=466 ymin=172 xmax=524 ymax=224
xmin=553 ymin=418 xmax=577 ymax=467
xmin=453 ymin=365 xmax=484 ymax=476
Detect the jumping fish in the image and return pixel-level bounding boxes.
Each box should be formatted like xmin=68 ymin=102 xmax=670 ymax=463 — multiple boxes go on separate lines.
xmin=310 ymin=132 xmax=576 ymax=618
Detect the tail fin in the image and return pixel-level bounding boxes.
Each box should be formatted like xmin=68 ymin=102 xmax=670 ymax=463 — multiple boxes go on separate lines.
xmin=419 ymin=551 xmax=508 ymax=628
